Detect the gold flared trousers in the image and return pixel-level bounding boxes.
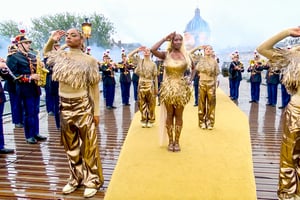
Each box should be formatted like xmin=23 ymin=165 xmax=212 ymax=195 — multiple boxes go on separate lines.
xmin=60 ymin=95 xmax=104 ymax=189
xmin=198 ymin=80 xmax=216 ymax=127
xmin=138 ymin=81 xmax=156 ymax=123
xmin=277 ymin=101 xmax=300 ymax=199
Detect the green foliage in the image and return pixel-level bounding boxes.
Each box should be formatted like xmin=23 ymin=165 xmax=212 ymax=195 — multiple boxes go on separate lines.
xmin=0 ymin=12 xmax=115 ymax=50
xmin=0 ymin=20 xmax=20 ymax=41
xmin=90 ymin=13 xmax=115 ymax=48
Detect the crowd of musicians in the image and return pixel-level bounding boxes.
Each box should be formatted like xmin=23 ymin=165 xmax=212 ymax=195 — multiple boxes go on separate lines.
xmin=227 ymin=50 xmax=290 ymax=109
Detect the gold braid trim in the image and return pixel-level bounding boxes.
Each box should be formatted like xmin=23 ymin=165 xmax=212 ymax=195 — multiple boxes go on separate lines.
xmin=47 ymin=49 xmax=100 ymax=89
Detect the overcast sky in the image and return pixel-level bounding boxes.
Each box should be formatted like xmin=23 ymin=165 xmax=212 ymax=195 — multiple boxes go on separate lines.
xmin=0 ymin=0 xmax=299 ymax=52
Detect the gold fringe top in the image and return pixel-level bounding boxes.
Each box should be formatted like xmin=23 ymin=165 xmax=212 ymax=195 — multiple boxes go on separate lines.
xmin=44 ymin=42 xmax=100 ymax=115
xmin=47 ymin=49 xmax=100 ymax=89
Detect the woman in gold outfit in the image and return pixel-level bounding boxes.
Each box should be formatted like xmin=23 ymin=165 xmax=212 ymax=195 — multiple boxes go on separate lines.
xmin=257 ymin=27 xmax=300 ymax=200
xmin=190 ymin=45 xmax=220 ymax=130
xmin=43 ymin=29 xmax=103 ymax=198
xmin=128 ymin=46 xmax=158 ymax=128
xmin=151 ymin=32 xmax=193 ymax=152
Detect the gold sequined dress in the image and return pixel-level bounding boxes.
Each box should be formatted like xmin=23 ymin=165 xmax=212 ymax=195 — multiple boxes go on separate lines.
xmin=159 ymin=53 xmax=191 ymax=107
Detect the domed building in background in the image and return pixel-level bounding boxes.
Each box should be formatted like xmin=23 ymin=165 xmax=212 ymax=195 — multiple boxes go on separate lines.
xmin=184 ymin=7 xmax=211 ymax=51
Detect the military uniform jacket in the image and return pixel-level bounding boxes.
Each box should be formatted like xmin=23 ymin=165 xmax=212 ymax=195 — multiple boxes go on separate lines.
xmin=247 ymin=64 xmax=264 ymax=83
xmin=118 ymin=61 xmax=134 ymax=83
xmin=265 ymin=66 xmax=280 ymax=85
xmin=237 ymin=65 xmax=244 ymax=81
xmin=6 ymin=51 xmax=41 ymax=97
xmin=101 ymin=63 xmax=116 ymax=85
xmin=43 ymin=57 xmax=59 ymax=96
xmin=229 ymin=61 xmax=243 ymax=80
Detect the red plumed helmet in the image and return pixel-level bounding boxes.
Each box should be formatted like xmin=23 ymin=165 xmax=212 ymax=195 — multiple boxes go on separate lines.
xmin=14 ymin=34 xmax=32 ymax=44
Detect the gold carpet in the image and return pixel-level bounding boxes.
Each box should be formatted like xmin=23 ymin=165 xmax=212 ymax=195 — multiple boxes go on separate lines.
xmin=104 ymin=88 xmax=257 ymax=200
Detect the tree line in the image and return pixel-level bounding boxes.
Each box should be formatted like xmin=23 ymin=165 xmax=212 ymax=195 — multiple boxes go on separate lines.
xmin=0 ymin=12 xmax=115 ymax=51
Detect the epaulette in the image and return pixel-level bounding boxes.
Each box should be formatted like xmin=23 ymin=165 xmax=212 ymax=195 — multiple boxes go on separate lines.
xmin=7 ymin=51 xmax=17 ymax=56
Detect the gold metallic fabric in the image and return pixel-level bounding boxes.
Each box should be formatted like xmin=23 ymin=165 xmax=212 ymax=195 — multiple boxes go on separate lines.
xmin=196 ymin=56 xmax=220 ymax=80
xmin=196 ymin=56 xmax=219 ymax=128
xmin=198 ymin=80 xmax=217 ymax=127
xmin=159 ymin=54 xmax=191 ymax=107
xmin=256 ymin=31 xmax=300 ymax=199
xmin=138 ymin=80 xmax=156 ymax=123
xmin=48 ymin=48 xmax=100 ymax=90
xmin=135 ymin=58 xmax=158 ymax=124
xmin=60 ymin=94 xmax=104 ymax=189
xmin=277 ymin=100 xmax=300 ymax=199
xmin=158 ymin=52 xmax=191 ymax=150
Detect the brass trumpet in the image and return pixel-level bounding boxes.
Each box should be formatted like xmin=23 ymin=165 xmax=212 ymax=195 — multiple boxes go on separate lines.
xmin=249 ymin=60 xmax=255 ymax=66
xmin=238 ymin=62 xmax=244 ymax=70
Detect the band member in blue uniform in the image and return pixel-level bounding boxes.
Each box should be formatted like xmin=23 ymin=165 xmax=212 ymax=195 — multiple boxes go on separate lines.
xmin=264 ymin=62 xmax=280 ymax=107
xmin=6 ymin=33 xmax=47 ymax=144
xmin=192 ymin=71 xmax=199 ymax=106
xmin=132 ymin=71 xmax=139 ymax=101
xmin=189 ymin=48 xmax=202 ymax=106
xmin=4 ymin=44 xmax=24 ymax=128
xmin=43 ymin=40 xmax=61 ymax=129
xmin=279 ymin=73 xmax=291 ymax=109
xmin=117 ymin=53 xmax=134 ymax=106
xmin=130 ymin=52 xmax=139 ymax=102
xmin=0 ymin=58 xmax=14 ymax=154
xmin=44 ymin=42 xmax=61 ymax=117
xmin=155 ymin=57 xmax=164 ymax=106
xmin=247 ymin=54 xmax=264 ymax=103
xmin=229 ymin=53 xmax=244 ymax=100
xmin=99 ymin=53 xmax=108 ymax=99
xmin=100 ymin=55 xmax=117 ymax=109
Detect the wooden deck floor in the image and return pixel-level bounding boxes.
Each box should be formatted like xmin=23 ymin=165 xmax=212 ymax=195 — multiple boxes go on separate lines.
xmin=0 ymin=76 xmax=281 ymax=200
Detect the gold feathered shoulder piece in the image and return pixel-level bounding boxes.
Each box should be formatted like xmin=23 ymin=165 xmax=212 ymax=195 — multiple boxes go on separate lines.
xmin=268 ymin=46 xmax=300 ymax=95
xmin=47 ymin=49 xmax=100 ymax=89
xmin=267 ymin=48 xmax=290 ymax=70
